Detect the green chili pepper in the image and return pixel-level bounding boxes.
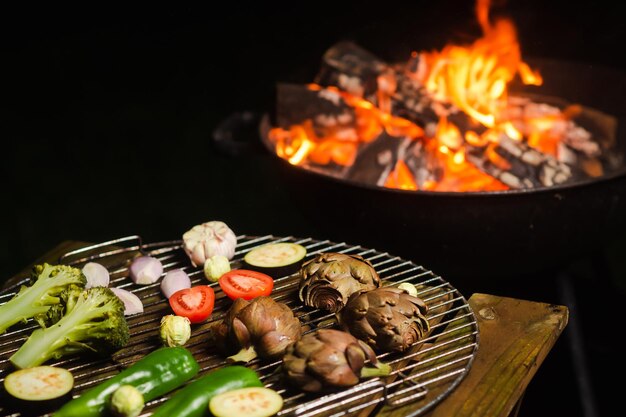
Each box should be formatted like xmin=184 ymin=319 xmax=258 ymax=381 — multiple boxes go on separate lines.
xmin=150 ymin=366 xmax=263 ymax=417
xmin=53 ymin=346 xmax=199 ymax=417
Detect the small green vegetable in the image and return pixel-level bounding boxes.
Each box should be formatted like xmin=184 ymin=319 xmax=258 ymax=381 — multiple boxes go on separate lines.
xmin=203 ymin=255 xmax=231 ymax=282
xmin=150 ymin=366 xmax=263 ymax=417
xmin=209 ymin=387 xmax=283 ymax=417
xmin=110 ymin=385 xmax=144 ymax=417
xmin=160 ymin=315 xmax=192 ymax=347
xmin=53 ymin=347 xmax=199 ymax=417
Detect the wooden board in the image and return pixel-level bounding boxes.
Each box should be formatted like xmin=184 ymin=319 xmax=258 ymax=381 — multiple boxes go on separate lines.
xmin=376 ymin=293 xmax=568 ymax=417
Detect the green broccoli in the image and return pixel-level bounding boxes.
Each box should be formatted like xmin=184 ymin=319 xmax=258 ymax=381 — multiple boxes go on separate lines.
xmin=0 ymin=263 xmax=87 ymax=334
xmin=9 ymin=286 xmax=130 ymax=369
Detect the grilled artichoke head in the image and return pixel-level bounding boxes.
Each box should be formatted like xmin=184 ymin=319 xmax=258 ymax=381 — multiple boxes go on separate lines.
xmin=283 ymin=328 xmax=390 ymax=392
xmin=339 ymin=286 xmax=430 ymax=352
xmin=213 ymin=296 xmax=302 ymax=362
xmin=298 ymin=253 xmax=381 ymax=313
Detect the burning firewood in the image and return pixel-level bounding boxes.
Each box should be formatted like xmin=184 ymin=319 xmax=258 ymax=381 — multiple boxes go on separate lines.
xmin=276 ymin=83 xmax=355 ymax=132
xmin=465 ymin=135 xmax=582 ymax=188
xmin=267 ymin=0 xmax=618 ymax=192
xmin=315 ymin=41 xmax=481 ymax=137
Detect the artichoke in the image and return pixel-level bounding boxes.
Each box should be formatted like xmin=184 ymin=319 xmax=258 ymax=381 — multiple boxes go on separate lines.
xmin=283 ymin=328 xmax=391 ymax=392
xmin=213 ymin=296 xmax=302 ymax=363
xmin=339 ymin=286 xmax=430 ymax=353
xmin=298 ymin=253 xmax=381 ymax=313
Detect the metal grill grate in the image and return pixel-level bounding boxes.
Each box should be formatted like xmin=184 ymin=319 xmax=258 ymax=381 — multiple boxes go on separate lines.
xmin=0 ymin=235 xmax=479 ymax=417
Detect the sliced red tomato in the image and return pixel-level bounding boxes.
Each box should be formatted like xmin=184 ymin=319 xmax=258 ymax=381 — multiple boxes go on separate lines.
xmin=218 ymin=269 xmax=274 ymax=300
xmin=169 ymin=285 xmax=215 ymax=323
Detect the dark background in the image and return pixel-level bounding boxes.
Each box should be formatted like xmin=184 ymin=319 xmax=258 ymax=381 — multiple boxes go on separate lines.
xmin=2 ymin=1 xmax=625 ymax=416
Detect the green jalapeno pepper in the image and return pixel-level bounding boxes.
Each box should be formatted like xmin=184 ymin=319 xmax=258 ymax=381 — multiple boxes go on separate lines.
xmin=54 ymin=346 xmax=199 ymax=417
xmin=150 ymin=365 xmax=263 ymax=417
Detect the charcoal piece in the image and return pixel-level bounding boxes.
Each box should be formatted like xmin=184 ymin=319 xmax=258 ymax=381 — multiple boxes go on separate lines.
xmin=276 ymin=83 xmax=355 ymax=130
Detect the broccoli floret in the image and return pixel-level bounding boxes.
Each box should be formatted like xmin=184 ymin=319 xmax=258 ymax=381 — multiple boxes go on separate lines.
xmin=0 ymin=263 xmax=87 ymax=334
xmin=9 ymin=286 xmax=130 ymax=369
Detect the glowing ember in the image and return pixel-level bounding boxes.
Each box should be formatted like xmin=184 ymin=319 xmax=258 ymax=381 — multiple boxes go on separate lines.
xmin=268 ymin=0 xmax=605 ymax=192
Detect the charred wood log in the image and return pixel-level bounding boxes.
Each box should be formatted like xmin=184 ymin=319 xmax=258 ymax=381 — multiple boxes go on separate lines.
xmin=345 ymin=132 xmax=401 ymax=185
xmin=467 ymin=135 xmax=582 ymax=189
xmin=275 ymin=83 xmax=355 ymax=132
xmin=315 ymin=41 xmax=387 ymax=99
xmin=403 ymin=140 xmax=444 ymax=188
xmin=346 ymin=134 xmax=442 ymax=188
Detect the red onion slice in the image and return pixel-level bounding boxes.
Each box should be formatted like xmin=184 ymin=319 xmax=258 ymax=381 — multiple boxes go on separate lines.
xmin=161 ymin=269 xmax=192 ymax=299
xmin=129 ymin=256 xmax=163 ymax=285
xmin=82 ymin=262 xmax=110 ymax=288
xmin=110 ymin=287 xmax=144 ymax=315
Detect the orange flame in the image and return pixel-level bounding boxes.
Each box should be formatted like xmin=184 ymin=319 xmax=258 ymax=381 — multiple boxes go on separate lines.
xmin=421 ymin=0 xmax=542 ymax=129
xmin=269 ymin=85 xmax=424 ymax=168
xmin=384 ymin=160 xmax=418 ymax=190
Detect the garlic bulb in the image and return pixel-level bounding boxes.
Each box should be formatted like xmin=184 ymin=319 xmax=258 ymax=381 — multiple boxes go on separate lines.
xmin=182 ymin=221 xmax=237 ymax=266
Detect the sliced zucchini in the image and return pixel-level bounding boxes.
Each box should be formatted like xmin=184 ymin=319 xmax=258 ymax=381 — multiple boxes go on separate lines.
xmin=209 ymin=387 xmax=283 ymax=417
xmin=244 ymin=242 xmax=307 ymax=276
xmin=3 ymin=365 xmax=74 ymax=414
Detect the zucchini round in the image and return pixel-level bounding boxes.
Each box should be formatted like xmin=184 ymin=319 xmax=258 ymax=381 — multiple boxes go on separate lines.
xmin=244 ymin=243 xmax=307 ymax=276
xmin=209 ymin=387 xmax=283 ymax=417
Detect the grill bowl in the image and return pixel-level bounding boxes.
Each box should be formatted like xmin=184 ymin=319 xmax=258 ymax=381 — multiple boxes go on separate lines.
xmin=259 ymin=58 xmax=626 ymax=284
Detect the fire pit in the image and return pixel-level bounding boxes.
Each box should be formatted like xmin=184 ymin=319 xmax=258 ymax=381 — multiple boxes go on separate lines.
xmin=256 ymin=0 xmax=626 ymax=281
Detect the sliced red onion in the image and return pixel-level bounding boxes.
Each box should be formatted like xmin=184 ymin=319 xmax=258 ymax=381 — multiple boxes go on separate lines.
xmin=110 ymin=287 xmax=144 ymax=315
xmin=161 ymin=269 xmax=192 ymax=299
xmin=82 ymin=262 xmax=110 ymax=288
xmin=129 ymin=256 xmax=163 ymax=285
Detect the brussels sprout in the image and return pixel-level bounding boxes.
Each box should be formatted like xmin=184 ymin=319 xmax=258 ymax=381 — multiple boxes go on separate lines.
xmin=110 ymin=385 xmax=144 ymax=417
xmin=203 ymin=255 xmax=231 ymax=282
xmin=159 ymin=315 xmax=191 ymax=347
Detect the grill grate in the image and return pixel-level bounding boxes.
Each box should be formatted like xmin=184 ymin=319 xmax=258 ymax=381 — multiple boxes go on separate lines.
xmin=0 ymin=235 xmax=479 ymax=417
